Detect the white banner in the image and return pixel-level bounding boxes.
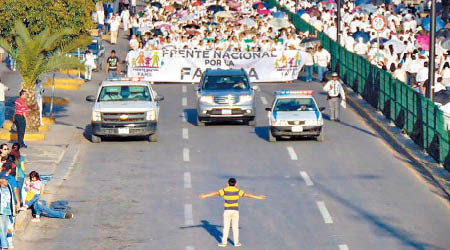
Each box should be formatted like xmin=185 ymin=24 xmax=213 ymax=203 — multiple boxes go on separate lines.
xmin=126 ymin=50 xmax=308 ymax=83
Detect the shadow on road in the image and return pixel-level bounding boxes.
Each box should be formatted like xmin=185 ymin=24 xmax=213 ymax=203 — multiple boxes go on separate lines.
xmin=180 ymin=220 xmax=239 ymax=245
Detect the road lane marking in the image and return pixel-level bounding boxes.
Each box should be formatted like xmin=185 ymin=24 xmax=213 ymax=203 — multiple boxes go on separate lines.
xmin=182 ymin=97 xmax=187 ymax=106
xmin=182 ymin=85 xmax=187 ymax=93
xmin=300 ymin=171 xmax=314 ymax=186
xmin=338 ymin=245 xmax=349 ymax=250
xmin=261 ymin=96 xmax=268 ymax=105
xmin=184 ymin=204 xmax=194 ymax=225
xmin=183 ymin=148 xmax=190 ymax=162
xmin=182 ymin=112 xmax=187 ymax=122
xmin=286 ymin=146 xmax=298 ymax=160
xmin=186 ymin=247 xmax=194 ymax=250
xmin=183 ymin=128 xmax=189 ymax=139
xmin=184 ymin=172 xmax=192 ymax=188
xmin=316 ymin=201 xmax=333 ymax=224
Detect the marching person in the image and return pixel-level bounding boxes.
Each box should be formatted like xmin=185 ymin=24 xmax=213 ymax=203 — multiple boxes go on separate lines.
xmin=323 ymin=72 xmax=346 ymax=122
xmin=199 ymin=178 xmax=266 ymax=248
xmin=106 ymin=50 xmax=120 ymax=79
xmin=14 ymin=90 xmax=28 ymax=148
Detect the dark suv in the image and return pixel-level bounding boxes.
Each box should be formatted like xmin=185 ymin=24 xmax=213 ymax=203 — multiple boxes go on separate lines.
xmin=194 ymin=69 xmax=259 ymax=126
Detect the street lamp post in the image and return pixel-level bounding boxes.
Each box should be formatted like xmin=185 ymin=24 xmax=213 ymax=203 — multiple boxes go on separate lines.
xmin=336 ymin=0 xmax=341 ymax=45
xmin=428 ymin=0 xmax=436 ymax=101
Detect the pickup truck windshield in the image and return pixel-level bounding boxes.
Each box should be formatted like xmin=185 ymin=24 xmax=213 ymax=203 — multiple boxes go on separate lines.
xmin=98 ymin=86 xmax=151 ymax=102
xmin=274 ymin=98 xmax=317 ymax=112
xmin=203 ymin=75 xmax=249 ymax=90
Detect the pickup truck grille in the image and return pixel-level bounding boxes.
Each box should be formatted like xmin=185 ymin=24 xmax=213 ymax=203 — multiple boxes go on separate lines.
xmin=288 ymin=120 xmax=305 ymax=125
xmin=102 ymin=112 xmax=146 ymax=122
xmin=214 ymin=96 xmax=237 ymax=104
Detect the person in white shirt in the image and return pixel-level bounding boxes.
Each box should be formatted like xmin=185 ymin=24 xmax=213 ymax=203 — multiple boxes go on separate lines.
xmin=110 ymin=14 xmax=120 ymax=45
xmin=314 ymin=45 xmax=331 ymax=82
xmin=441 ymin=62 xmax=450 ymax=89
xmin=407 ymin=54 xmax=420 ymax=87
xmin=323 ymin=72 xmax=346 ymax=122
xmin=354 ymin=37 xmax=368 ymax=56
xmin=0 ymin=79 xmax=9 ymax=128
xmin=304 ymin=47 xmax=314 ymax=82
xmin=416 ymin=61 xmax=429 ymax=94
xmin=393 ymin=63 xmax=406 ymax=83
xmin=129 ymin=34 xmax=139 ymax=51
xmin=84 ymin=50 xmax=96 ymax=81
xmin=121 ymin=7 xmax=131 ymax=32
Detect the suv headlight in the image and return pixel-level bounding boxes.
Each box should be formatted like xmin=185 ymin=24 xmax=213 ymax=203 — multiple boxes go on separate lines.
xmin=146 ymin=110 xmax=156 ymax=121
xmin=92 ymin=111 xmax=101 ymax=122
xmin=271 ymin=120 xmax=287 ymax=126
xmin=239 ymin=95 xmax=253 ymax=103
xmin=199 ymin=95 xmax=214 ymax=104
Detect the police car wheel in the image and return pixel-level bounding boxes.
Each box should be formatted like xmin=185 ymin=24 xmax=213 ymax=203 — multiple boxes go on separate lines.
xmin=91 ymin=134 xmax=101 ymax=143
xmin=316 ymin=130 xmax=324 ymax=142
xmin=196 ymin=116 xmax=205 ymax=126
xmin=268 ymin=130 xmax=277 ymax=142
xmin=148 ymin=132 xmax=158 ymax=142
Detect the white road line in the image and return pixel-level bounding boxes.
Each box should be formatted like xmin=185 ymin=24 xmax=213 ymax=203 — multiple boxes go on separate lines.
xmin=299 ymin=171 xmax=314 ymax=186
xmin=182 ymin=128 xmax=189 ymax=139
xmin=184 ymin=172 xmax=192 ymax=188
xmin=286 ymin=146 xmax=298 ymax=160
xmin=183 ymin=148 xmax=190 ymax=162
xmin=316 ymin=201 xmax=333 ymax=224
xmin=182 ymin=85 xmax=187 ymax=93
xmin=186 ymin=247 xmax=195 ymax=250
xmin=182 ymin=97 xmax=187 ymax=106
xmin=338 ymin=245 xmax=349 ymax=250
xmin=181 ymin=112 xmax=187 ymax=122
xmin=184 ymin=204 xmax=194 ymax=225
xmin=260 ymin=96 xmax=268 ymax=105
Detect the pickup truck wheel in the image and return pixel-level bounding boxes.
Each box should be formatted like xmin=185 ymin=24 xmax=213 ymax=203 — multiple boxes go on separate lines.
xmin=197 ymin=116 xmax=205 ymax=126
xmin=149 ymin=132 xmax=158 ymax=142
xmin=316 ymin=128 xmax=324 ymax=142
xmin=268 ymin=129 xmax=276 ymax=142
xmin=248 ymin=120 xmax=256 ymax=126
xmin=91 ymin=134 xmax=101 ymax=143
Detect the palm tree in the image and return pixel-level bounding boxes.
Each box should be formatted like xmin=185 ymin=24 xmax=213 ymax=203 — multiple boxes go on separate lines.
xmin=0 ymin=21 xmax=91 ymax=132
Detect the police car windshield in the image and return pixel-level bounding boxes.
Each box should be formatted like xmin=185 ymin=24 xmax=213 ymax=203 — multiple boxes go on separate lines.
xmin=274 ymin=98 xmax=316 ymax=112
xmin=203 ymin=76 xmax=249 ymax=91
xmin=98 ymin=86 xmax=151 ymax=102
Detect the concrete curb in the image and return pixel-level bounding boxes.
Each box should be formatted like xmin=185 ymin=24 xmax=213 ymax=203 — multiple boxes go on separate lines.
xmin=344 ymin=85 xmax=450 ymax=197
xmin=43 ymin=96 xmax=70 ymax=106
xmin=14 ymin=130 xmax=83 ymax=238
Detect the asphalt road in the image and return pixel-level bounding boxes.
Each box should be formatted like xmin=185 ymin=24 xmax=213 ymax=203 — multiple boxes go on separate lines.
xmin=15 ymin=76 xmax=450 ymax=250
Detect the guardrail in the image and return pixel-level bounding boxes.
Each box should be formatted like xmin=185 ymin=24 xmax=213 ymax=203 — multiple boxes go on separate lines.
xmin=266 ymin=0 xmax=450 ymax=171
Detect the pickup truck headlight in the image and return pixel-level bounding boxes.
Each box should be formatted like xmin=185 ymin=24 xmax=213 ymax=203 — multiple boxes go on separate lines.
xmin=199 ymin=95 xmax=214 ymax=104
xmin=92 ymin=111 xmax=101 ymax=122
xmin=146 ymin=110 xmax=156 ymax=121
xmin=239 ymin=95 xmax=253 ymax=103
xmin=271 ymin=120 xmax=287 ymax=126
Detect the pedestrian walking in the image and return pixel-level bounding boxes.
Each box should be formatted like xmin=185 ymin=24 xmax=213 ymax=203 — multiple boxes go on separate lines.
xmin=110 ymin=13 xmax=120 ymax=45
xmin=304 ymin=48 xmax=314 ymax=82
xmin=0 ymin=173 xmax=15 ymax=250
xmin=84 ymin=50 xmax=96 ymax=81
xmin=0 ymin=79 xmax=9 ymax=129
xmin=314 ymin=45 xmax=331 ymax=82
xmin=323 ymin=72 xmax=346 ymax=122
xmin=14 ymin=90 xmax=28 ymax=148
xmin=106 ymin=50 xmax=120 ymax=79
xmin=199 ymin=178 xmax=266 ymax=248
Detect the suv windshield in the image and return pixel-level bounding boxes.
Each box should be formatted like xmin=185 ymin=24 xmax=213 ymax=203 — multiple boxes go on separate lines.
xmin=274 ymin=98 xmax=316 ymax=112
xmin=98 ymin=86 xmax=151 ymax=102
xmin=202 ymin=75 xmax=249 ymax=91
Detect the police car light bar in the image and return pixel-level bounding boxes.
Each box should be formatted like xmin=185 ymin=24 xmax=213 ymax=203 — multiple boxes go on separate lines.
xmin=275 ymin=90 xmax=315 ymax=95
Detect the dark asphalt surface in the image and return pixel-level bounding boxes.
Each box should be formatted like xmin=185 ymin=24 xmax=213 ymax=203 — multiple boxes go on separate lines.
xmin=14 ymin=24 xmax=450 ymax=250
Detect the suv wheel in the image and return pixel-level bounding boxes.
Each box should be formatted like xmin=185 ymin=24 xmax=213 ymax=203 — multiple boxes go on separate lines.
xmin=149 ymin=132 xmax=158 ymax=142
xmin=268 ymin=129 xmax=276 ymax=142
xmin=91 ymin=134 xmax=101 ymax=143
xmin=248 ymin=119 xmax=256 ymax=126
xmin=197 ymin=116 xmax=205 ymax=126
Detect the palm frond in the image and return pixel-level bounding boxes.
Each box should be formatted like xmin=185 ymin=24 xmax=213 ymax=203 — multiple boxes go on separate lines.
xmin=59 ymin=35 xmax=92 ymax=54
xmin=41 ymin=55 xmax=83 ymax=74
xmin=0 ymin=39 xmax=13 ymax=55
xmin=41 ymin=28 xmax=74 ymax=52
xmin=13 ymin=22 xmax=31 ymax=45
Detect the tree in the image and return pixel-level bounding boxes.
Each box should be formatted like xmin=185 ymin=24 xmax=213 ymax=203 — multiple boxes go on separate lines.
xmin=0 ymin=0 xmax=95 ymax=44
xmin=0 ymin=22 xmax=91 ymax=132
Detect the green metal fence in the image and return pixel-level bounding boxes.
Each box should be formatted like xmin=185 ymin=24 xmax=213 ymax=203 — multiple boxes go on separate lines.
xmin=267 ymin=0 xmax=450 ymax=170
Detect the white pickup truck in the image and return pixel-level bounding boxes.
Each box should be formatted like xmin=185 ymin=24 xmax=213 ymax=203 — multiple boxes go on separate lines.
xmin=86 ymin=78 xmax=164 ymax=143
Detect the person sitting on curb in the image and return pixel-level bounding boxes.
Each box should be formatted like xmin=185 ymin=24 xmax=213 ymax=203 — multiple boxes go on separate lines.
xmin=22 ymin=171 xmax=74 ymax=222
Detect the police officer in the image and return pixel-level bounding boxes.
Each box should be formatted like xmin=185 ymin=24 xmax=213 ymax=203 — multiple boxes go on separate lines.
xmin=323 ymin=72 xmax=346 ymax=122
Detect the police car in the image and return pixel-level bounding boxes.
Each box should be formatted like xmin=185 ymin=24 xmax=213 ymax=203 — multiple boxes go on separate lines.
xmin=266 ymin=90 xmax=325 ymax=142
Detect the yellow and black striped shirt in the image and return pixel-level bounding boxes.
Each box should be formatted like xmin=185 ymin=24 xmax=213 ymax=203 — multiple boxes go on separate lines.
xmin=219 ymin=186 xmax=245 ymax=210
